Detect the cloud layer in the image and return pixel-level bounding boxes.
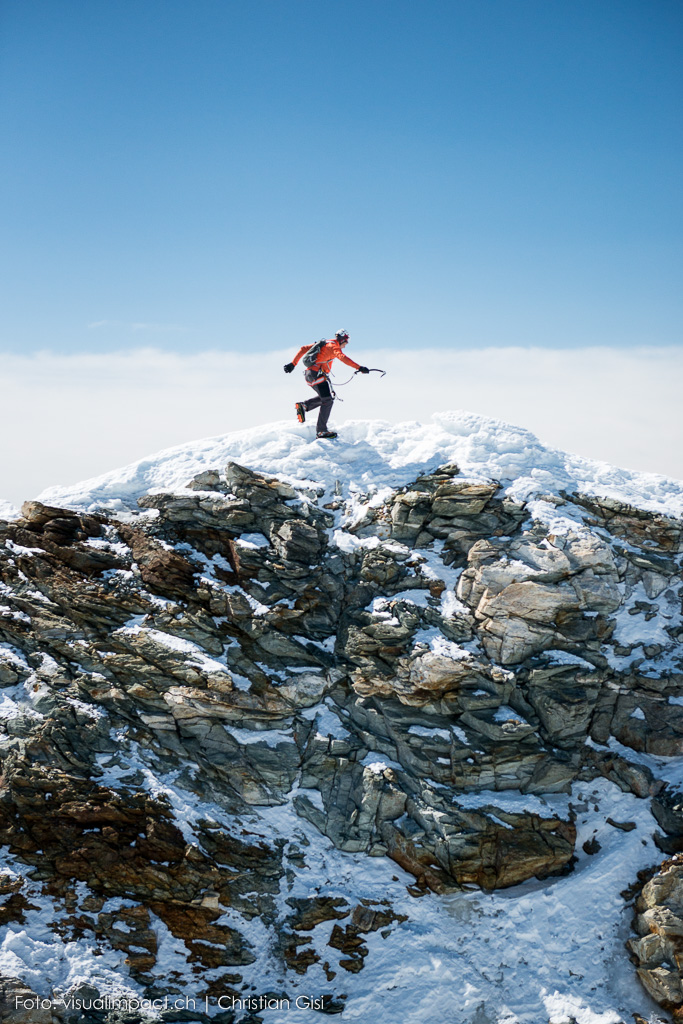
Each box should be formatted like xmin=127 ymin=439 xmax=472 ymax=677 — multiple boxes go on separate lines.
xmin=1 ymin=346 xmax=681 ymax=507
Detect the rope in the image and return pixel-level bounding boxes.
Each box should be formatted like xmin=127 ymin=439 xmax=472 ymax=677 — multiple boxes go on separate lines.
xmin=329 ymin=371 xmax=359 ymax=387
xmin=329 ymin=368 xmax=387 ymax=387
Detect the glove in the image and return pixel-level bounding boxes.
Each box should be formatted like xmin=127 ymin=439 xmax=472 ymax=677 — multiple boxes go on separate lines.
xmin=284 ymin=363 xmax=295 ymax=373
xmin=358 ymin=366 xmax=370 ymax=374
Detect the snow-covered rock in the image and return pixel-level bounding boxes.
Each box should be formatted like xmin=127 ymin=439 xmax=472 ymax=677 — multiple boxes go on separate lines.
xmin=0 ymin=413 xmax=682 ymax=1023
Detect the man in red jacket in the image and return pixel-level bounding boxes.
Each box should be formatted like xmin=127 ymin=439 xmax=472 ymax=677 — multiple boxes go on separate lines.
xmin=283 ymin=330 xmax=369 ymax=438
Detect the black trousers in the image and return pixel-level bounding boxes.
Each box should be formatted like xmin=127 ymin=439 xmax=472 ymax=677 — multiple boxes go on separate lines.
xmin=303 ymin=380 xmax=334 ymax=433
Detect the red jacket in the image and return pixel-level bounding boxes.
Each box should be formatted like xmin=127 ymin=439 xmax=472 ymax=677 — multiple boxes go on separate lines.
xmin=291 ymin=339 xmax=361 ymax=378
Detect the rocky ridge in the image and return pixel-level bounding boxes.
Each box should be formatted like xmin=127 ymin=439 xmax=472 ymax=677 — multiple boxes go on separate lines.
xmin=0 ymin=449 xmax=682 ymax=1021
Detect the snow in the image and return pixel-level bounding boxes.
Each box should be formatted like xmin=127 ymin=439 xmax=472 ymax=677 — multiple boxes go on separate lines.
xmin=5 ymin=538 xmax=43 ymax=556
xmin=299 ymin=701 xmax=351 ymax=740
xmin=605 ymin=579 xmax=682 ymax=674
xmin=412 ymin=631 xmax=474 ymax=661
xmin=451 ymin=724 xmax=470 ymax=745
xmin=249 ymin=773 xmax=667 ymax=1024
xmin=332 ymin=529 xmax=381 ymax=553
xmin=235 ymin=531 xmax=270 ymax=548
xmin=84 ymin=536 xmax=129 ymax=557
xmin=440 ymin=587 xmax=468 ymax=619
xmin=230 ymin=671 xmax=253 ymax=691
xmin=0 ymin=500 xmax=19 ymax=521
xmin=113 ymin=623 xmax=231 ymax=676
xmin=299 ymin=787 xmax=324 ymax=810
xmin=493 ymin=705 xmax=525 ymax=724
xmin=408 ymin=725 xmax=452 ymax=741
xmin=611 ymin=583 xmax=674 ymax=649
xmin=294 ymin=633 xmax=335 ymax=652
xmin=542 ymin=650 xmax=598 ymax=671
xmin=32 ymin=411 xmax=683 ymax=519
xmin=0 ymin=643 xmax=30 ymax=670
xmin=455 ymin=788 xmax=569 ymax=817
xmin=0 ymin=849 xmax=143 ymax=1003
xmin=371 ymin=589 xmax=431 ymax=611
xmin=63 ymin=697 xmax=105 ymax=720
xmin=361 ymin=752 xmax=404 ymax=774
xmin=0 ymin=606 xmax=31 ymax=624
xmin=223 ymin=724 xmax=293 ymax=749
xmin=0 ymin=691 xmax=43 ymax=722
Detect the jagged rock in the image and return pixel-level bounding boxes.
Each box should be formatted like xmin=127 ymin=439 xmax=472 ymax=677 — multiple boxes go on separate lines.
xmin=581 ymin=745 xmax=657 ymax=798
xmin=286 ymin=896 xmax=350 ymax=931
xmin=572 ymin=492 xmax=683 ymax=553
xmin=5 ymin=502 xmax=116 ymax=578
xmin=603 ymin=690 xmax=683 ymax=757
xmin=654 ymin=789 xmax=683 ymax=837
xmin=186 ymin=469 xmax=228 ymax=492
xmin=295 ymin=761 xmax=407 ymax=856
xmin=116 ymin=524 xmax=197 ymax=600
xmin=0 ymin=750 xmax=280 ymax=979
xmin=1 ymin=454 xmax=682 ymax=1011
xmin=138 ymin=490 xmax=257 ymax=532
xmin=653 ymin=787 xmax=683 ymax=853
xmin=350 ymin=648 xmax=500 ymax=705
xmin=271 ymin=519 xmax=323 ymax=564
xmin=0 ymin=657 xmax=26 ymax=686
xmin=456 ymin=528 xmax=622 ymax=665
xmin=629 ymin=858 xmax=683 ymax=1015
xmin=522 ymin=664 xmax=602 ymax=747
xmin=0 ymin=977 xmax=55 ymax=1024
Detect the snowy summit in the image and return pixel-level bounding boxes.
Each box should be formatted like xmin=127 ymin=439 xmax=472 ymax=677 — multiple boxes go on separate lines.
xmin=34 ymin=411 xmax=683 ymax=520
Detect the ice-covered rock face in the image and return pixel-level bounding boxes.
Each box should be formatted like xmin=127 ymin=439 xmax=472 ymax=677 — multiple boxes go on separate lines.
xmin=0 ymin=435 xmax=682 ymax=1021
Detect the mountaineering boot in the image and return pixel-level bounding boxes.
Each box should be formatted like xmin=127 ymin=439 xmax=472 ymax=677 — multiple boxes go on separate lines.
xmin=316 ymin=430 xmax=337 ymax=439
xmin=295 ymin=402 xmax=306 ymax=423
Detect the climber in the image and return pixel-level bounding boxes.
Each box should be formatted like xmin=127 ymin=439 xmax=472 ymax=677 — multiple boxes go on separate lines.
xmin=283 ymin=330 xmax=369 ymax=439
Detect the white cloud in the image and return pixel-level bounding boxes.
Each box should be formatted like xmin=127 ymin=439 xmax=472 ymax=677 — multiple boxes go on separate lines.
xmin=0 ymin=346 xmax=681 ymax=507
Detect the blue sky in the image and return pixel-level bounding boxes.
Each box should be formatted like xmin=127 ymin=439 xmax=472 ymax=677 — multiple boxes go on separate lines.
xmin=1 ymin=0 xmax=681 ymax=355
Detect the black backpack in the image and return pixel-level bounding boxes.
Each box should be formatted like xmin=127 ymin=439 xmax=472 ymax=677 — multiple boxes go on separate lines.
xmin=302 ymin=339 xmax=327 ymax=368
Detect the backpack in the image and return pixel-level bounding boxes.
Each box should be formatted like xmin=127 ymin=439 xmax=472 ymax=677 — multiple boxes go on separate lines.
xmin=302 ymin=339 xmax=327 ymax=368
